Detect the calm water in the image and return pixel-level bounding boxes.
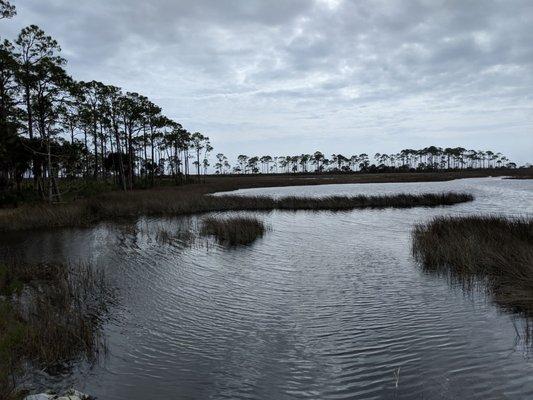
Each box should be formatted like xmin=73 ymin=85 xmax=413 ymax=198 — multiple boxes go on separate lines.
xmin=5 ymin=177 xmax=533 ymax=399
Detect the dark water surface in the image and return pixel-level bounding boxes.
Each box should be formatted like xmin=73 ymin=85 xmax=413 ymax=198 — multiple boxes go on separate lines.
xmin=5 ymin=177 xmax=533 ymax=399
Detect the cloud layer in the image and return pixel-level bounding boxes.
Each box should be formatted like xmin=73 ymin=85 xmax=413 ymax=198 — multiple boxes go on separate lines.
xmin=3 ymin=0 xmax=532 ymax=163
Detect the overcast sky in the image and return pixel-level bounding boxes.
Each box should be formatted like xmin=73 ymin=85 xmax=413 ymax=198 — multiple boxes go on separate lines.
xmin=3 ymin=0 xmax=533 ymax=164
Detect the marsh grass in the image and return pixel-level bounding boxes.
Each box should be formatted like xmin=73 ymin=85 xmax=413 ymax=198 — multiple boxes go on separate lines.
xmin=505 ymin=175 xmax=533 ymax=180
xmin=155 ymin=227 xmax=174 ymax=245
xmin=201 ymin=216 xmax=266 ymax=245
xmin=268 ymin=192 xmax=473 ymax=210
xmin=0 ymin=191 xmax=473 ymax=232
xmin=412 ymin=216 xmax=533 ymax=315
xmin=0 ymin=261 xmax=112 ymax=399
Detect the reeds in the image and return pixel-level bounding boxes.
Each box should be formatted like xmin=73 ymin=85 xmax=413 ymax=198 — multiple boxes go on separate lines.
xmin=0 ymin=191 xmax=473 ymax=232
xmin=412 ymin=216 xmax=533 ymax=314
xmin=505 ymin=175 xmax=533 ymax=180
xmin=268 ymin=192 xmax=473 ymax=210
xmin=201 ymin=216 xmax=266 ymax=245
xmin=155 ymin=227 xmax=174 ymax=245
xmin=0 ymin=261 xmax=112 ymax=398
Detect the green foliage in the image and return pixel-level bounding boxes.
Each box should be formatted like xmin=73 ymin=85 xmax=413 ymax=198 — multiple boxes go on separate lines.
xmin=1 ymin=15 xmax=211 ymax=200
xmin=0 ymin=0 xmax=16 ymax=19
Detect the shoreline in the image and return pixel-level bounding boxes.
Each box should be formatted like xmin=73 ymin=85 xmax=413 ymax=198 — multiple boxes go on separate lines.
xmin=212 ymin=175 xmax=511 ymax=196
xmin=0 ymin=169 xmax=530 ymax=233
xmin=0 ymin=192 xmax=473 ymax=233
xmin=197 ymin=168 xmax=531 ymax=194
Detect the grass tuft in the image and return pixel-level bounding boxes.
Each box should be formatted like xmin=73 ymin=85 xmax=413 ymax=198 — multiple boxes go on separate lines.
xmin=201 ymin=216 xmax=266 ymax=245
xmin=412 ymin=215 xmax=533 ymax=315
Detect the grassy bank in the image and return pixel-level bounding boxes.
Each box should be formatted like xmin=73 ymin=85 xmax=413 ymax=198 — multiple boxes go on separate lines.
xmin=505 ymin=175 xmax=533 ymax=180
xmin=0 ymin=192 xmax=473 ymax=232
xmin=198 ymin=168 xmax=531 ymax=192
xmin=2 ymin=168 xmax=528 ymax=231
xmin=2 ymin=168 xmax=529 ymax=208
xmin=412 ymin=216 xmax=533 ymax=314
xmin=0 ymin=261 xmax=111 ymax=399
xmin=201 ymin=216 xmax=266 ymax=245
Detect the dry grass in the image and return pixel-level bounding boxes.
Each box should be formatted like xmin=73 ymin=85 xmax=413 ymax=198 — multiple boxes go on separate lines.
xmin=0 ymin=191 xmax=473 ymax=232
xmin=201 ymin=216 xmax=266 ymax=245
xmin=267 ymin=192 xmax=473 ymax=210
xmin=155 ymin=227 xmax=174 ymax=245
xmin=200 ymin=167 xmax=531 ymax=190
xmin=412 ymin=216 xmax=533 ymax=315
xmin=0 ymin=261 xmax=112 ymax=399
xmin=505 ymin=175 xmax=533 ymax=180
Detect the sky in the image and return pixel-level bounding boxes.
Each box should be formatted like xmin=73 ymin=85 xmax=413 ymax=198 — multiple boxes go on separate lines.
xmin=2 ymin=0 xmax=533 ymax=165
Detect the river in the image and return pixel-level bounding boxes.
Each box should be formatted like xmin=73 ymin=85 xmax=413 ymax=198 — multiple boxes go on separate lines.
xmin=5 ymin=177 xmax=533 ymax=399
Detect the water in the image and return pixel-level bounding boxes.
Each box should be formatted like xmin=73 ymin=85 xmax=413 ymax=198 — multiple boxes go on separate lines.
xmin=4 ymin=177 xmax=533 ymax=399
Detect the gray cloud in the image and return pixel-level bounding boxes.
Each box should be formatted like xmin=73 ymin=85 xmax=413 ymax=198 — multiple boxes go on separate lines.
xmin=2 ymin=0 xmax=532 ymax=163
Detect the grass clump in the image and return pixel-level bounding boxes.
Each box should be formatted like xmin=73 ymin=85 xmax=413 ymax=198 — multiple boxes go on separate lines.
xmin=412 ymin=216 xmax=533 ymax=314
xmin=201 ymin=216 xmax=266 ymax=245
xmin=0 ymin=261 xmax=111 ymax=399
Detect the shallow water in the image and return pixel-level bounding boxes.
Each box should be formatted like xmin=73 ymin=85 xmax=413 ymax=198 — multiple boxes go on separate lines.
xmin=5 ymin=177 xmax=533 ymax=399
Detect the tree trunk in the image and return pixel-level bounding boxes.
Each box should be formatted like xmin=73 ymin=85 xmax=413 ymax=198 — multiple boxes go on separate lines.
xmin=127 ymin=125 xmax=133 ymax=190
xmin=114 ymin=125 xmax=127 ymax=191
xmin=93 ymin=116 xmax=98 ymax=180
xmin=83 ymin=128 xmax=89 ymax=179
xmin=150 ymin=127 xmax=155 ymax=187
xmin=196 ymin=149 xmax=201 ymax=183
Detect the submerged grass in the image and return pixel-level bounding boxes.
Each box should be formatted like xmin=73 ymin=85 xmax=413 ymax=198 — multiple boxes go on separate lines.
xmin=201 ymin=216 xmax=266 ymax=245
xmin=0 ymin=191 xmax=473 ymax=232
xmin=0 ymin=261 xmax=111 ymax=399
xmin=412 ymin=215 xmax=533 ymax=315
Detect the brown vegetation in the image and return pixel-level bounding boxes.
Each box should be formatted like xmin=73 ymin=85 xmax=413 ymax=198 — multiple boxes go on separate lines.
xmin=3 ymin=168 xmax=530 ymax=231
xmin=0 ymin=261 xmax=111 ymax=399
xmin=199 ymin=167 xmax=531 ymax=190
xmin=505 ymin=175 xmax=533 ymax=180
xmin=201 ymin=216 xmax=266 ymax=245
xmin=412 ymin=216 xmax=533 ymax=315
xmin=0 ymin=190 xmax=473 ymax=232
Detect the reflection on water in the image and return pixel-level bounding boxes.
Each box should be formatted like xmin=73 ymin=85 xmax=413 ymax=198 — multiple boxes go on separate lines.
xmin=4 ymin=177 xmax=533 ymax=399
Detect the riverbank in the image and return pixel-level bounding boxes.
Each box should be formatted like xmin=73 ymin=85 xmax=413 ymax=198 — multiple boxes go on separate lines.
xmin=412 ymin=216 xmax=533 ymax=315
xmin=199 ymin=168 xmax=531 ymax=192
xmin=4 ymin=168 xmax=526 ymax=232
xmin=0 ymin=192 xmax=473 ymax=232
xmin=0 ymin=169 xmax=533 ymax=232
xmin=2 ymin=168 xmax=530 ymax=208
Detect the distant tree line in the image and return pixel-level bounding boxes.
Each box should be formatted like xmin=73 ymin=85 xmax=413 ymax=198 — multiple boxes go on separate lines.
xmin=215 ymin=147 xmax=518 ymax=174
xmin=0 ymin=1 xmax=212 ymax=201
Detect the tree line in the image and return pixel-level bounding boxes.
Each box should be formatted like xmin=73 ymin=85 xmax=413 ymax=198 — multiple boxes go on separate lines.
xmin=214 ymin=147 xmax=517 ymax=174
xmin=0 ymin=1 xmax=521 ymax=203
xmin=0 ymin=1 xmax=212 ymax=202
